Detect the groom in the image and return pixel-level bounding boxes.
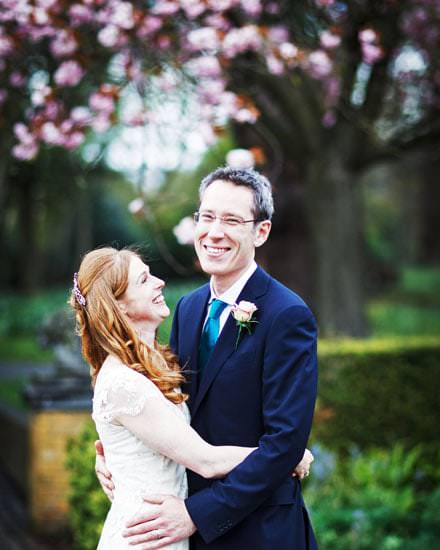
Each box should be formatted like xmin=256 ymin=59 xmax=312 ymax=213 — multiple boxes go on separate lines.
xmin=98 ymin=167 xmax=318 ymax=548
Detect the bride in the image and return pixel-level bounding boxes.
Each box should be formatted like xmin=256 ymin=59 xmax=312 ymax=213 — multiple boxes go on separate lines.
xmin=70 ymin=247 xmax=312 ymax=549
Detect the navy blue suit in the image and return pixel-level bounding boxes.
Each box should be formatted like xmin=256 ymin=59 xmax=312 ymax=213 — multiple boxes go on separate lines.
xmin=170 ymin=266 xmax=318 ymax=549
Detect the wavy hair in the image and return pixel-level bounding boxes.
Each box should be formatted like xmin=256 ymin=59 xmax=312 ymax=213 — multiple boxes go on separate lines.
xmin=69 ymin=247 xmax=187 ymax=405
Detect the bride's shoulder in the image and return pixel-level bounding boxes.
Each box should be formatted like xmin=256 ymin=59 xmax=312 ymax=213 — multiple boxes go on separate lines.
xmin=98 ymin=356 xmax=156 ymax=390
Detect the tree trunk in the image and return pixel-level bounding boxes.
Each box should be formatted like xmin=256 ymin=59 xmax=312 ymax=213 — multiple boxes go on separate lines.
xmin=307 ymin=147 xmax=368 ymax=336
xmin=418 ymin=152 xmax=440 ymax=264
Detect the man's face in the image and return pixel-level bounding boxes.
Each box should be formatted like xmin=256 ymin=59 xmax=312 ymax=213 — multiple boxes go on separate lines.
xmin=194 ymin=179 xmax=271 ymax=285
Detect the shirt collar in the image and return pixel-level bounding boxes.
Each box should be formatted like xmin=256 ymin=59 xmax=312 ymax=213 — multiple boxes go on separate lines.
xmin=209 ymin=261 xmax=257 ymax=306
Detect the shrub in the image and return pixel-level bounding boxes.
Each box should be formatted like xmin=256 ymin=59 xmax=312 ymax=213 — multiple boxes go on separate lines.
xmin=66 ymin=421 xmax=110 ymax=550
xmin=304 ymin=444 xmax=440 ymax=549
xmin=314 ymin=336 xmax=440 ymax=453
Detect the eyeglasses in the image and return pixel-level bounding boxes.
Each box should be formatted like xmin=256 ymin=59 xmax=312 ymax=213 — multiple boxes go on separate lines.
xmin=193 ymin=211 xmax=259 ymax=227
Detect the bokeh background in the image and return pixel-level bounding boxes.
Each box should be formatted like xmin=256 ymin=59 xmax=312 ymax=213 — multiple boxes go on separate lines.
xmin=0 ymin=1 xmax=439 ymax=548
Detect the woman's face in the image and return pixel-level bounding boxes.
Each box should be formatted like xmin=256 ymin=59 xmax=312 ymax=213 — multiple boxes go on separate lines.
xmin=119 ymin=255 xmax=170 ymax=330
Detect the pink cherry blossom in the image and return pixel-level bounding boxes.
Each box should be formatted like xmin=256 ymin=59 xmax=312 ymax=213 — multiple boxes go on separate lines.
xmin=359 ymin=29 xmax=377 ymax=44
xmin=14 ymin=123 xmax=34 ymax=145
xmin=226 ymin=148 xmax=255 ymax=169
xmin=0 ymin=35 xmax=14 ymax=56
xmin=322 ymin=110 xmax=337 ymax=127
xmin=308 ymin=50 xmax=333 ymax=78
xmin=108 ymin=1 xmax=135 ymax=30
xmin=89 ymin=92 xmax=115 ymax=114
xmin=207 ymin=0 xmax=238 ymax=11
xmin=315 ymin=0 xmax=336 ymax=7
xmin=361 ymin=43 xmax=383 ymax=64
xmin=12 ymin=141 xmax=39 ymax=161
xmin=234 ymin=107 xmax=258 ymax=124
xmin=320 ymin=30 xmax=341 ymax=49
xmin=71 ymin=106 xmax=92 ymax=124
xmin=180 ymin=0 xmax=206 ymax=19
xmin=266 ymin=54 xmax=284 ymax=75
xmin=91 ymin=114 xmax=112 ymax=133
xmin=173 ymin=216 xmax=195 ymax=245
xmin=187 ymin=27 xmax=220 ymax=51
xmin=151 ymin=1 xmax=180 ymax=16
xmin=54 ymin=60 xmax=85 ymax=87
xmin=64 ymin=131 xmax=85 ymax=149
xmin=279 ymin=42 xmax=298 ymax=61
xmin=240 ymin=0 xmax=262 ymax=17
xmin=68 ymin=4 xmax=94 ymax=26
xmin=41 ymin=121 xmax=62 ymax=144
xmin=137 ymin=16 xmax=162 ymax=38
xmin=98 ymin=25 xmax=121 ymax=48
xmin=267 ymin=26 xmax=289 ymax=44
xmin=128 ymin=197 xmax=145 ymax=215
xmin=9 ymin=71 xmax=26 ymax=87
xmin=223 ymin=25 xmax=263 ymax=58
xmin=50 ymin=30 xmax=78 ymax=58
xmin=187 ymin=56 xmax=222 ymax=78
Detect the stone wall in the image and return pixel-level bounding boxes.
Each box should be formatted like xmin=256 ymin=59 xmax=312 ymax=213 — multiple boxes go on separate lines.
xmin=0 ymin=404 xmax=90 ymax=533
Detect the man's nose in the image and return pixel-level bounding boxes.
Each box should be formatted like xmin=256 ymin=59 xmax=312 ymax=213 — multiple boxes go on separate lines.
xmin=154 ymin=276 xmax=165 ymax=288
xmin=207 ymin=218 xmax=225 ymax=238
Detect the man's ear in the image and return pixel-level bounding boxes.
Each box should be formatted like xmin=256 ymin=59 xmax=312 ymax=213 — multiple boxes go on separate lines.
xmin=254 ymin=220 xmax=272 ymax=248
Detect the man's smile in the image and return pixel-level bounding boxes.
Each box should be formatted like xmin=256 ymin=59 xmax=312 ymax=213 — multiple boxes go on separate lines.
xmin=203 ymin=245 xmax=231 ymax=258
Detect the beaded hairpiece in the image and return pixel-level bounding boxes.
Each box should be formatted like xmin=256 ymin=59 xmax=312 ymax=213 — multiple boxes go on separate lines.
xmin=73 ymin=272 xmax=86 ymax=306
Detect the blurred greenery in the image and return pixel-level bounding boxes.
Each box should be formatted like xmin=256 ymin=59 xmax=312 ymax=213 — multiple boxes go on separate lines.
xmin=0 ymin=377 xmax=27 ymax=410
xmin=66 ymin=421 xmax=109 ymax=550
xmin=304 ymin=445 xmax=440 ymax=549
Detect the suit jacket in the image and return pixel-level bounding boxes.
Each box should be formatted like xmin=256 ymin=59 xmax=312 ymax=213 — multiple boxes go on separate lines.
xmin=170 ymin=266 xmax=318 ymax=549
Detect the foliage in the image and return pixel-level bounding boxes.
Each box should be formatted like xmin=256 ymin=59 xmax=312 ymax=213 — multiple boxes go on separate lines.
xmin=368 ymin=302 xmax=440 ymax=336
xmin=0 ymin=336 xmax=53 ymax=361
xmin=0 ymin=377 xmax=28 ymax=410
xmin=66 ymin=420 xmax=110 ymax=550
xmin=314 ymin=336 xmax=440 ymax=452
xmin=304 ymin=444 xmax=440 ymax=549
xmin=0 ymin=288 xmax=69 ymax=337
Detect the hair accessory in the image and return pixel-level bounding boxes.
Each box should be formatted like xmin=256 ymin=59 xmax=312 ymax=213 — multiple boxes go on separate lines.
xmin=73 ymin=272 xmax=86 ymax=306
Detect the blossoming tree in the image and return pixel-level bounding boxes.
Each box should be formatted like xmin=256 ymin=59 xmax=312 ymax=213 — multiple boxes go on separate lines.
xmin=0 ymin=0 xmax=438 ymax=334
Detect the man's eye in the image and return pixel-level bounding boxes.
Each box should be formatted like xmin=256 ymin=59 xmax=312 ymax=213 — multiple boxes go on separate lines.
xmin=201 ymin=213 xmax=215 ymax=222
xmin=224 ymin=217 xmax=241 ymax=226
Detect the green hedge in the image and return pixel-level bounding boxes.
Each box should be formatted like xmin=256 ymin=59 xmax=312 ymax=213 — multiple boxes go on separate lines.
xmin=314 ymin=336 xmax=440 ymax=452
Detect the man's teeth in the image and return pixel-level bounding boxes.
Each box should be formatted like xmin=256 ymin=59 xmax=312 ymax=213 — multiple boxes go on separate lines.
xmin=206 ymin=246 xmax=227 ymax=256
xmin=152 ymin=295 xmax=165 ymax=305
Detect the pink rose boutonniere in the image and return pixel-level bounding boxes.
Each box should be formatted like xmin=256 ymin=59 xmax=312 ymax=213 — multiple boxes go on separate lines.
xmin=231 ymin=300 xmax=258 ymax=349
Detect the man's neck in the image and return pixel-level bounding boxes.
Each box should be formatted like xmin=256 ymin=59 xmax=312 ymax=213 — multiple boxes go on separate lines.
xmin=211 ymin=262 xmax=256 ymax=296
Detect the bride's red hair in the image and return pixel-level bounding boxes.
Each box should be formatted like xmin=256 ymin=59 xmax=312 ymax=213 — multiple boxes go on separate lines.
xmin=70 ymin=247 xmax=187 ymax=405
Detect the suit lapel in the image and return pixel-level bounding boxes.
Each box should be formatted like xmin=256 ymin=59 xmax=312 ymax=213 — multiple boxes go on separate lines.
xmin=191 ymin=266 xmax=271 ymax=418
xmin=182 ymin=287 xmax=210 ymax=409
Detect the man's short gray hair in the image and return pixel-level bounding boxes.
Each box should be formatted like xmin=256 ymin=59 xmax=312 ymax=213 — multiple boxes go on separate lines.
xmin=199 ymin=167 xmax=274 ymax=221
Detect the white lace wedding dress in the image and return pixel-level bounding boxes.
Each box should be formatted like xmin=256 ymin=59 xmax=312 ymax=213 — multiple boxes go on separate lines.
xmin=92 ymin=359 xmax=190 ymax=550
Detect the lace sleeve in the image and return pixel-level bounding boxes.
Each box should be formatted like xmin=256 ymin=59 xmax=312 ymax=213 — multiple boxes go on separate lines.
xmin=93 ymin=365 xmax=161 ymax=423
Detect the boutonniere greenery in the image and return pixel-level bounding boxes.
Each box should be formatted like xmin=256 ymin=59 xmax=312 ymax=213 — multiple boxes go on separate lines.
xmin=231 ymin=300 xmax=258 ymax=349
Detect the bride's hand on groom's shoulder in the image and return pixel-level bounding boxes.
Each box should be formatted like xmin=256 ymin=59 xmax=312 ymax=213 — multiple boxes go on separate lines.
xmin=292 ymin=448 xmax=314 ymax=480
xmin=94 ymin=439 xmax=115 ymax=501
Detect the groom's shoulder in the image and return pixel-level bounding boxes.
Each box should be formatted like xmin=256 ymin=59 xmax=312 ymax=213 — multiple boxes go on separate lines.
xmin=264 ymin=271 xmax=313 ymax=317
xmin=179 ymin=282 xmax=209 ymax=307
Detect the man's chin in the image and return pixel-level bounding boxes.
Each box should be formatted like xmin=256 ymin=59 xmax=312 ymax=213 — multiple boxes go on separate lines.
xmin=199 ymin=258 xmax=229 ymax=276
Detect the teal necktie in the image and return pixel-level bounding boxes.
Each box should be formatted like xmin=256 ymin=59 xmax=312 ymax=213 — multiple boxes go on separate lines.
xmin=198 ymin=299 xmax=228 ymax=376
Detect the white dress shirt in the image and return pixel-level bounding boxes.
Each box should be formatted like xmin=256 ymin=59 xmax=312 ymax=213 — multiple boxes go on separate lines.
xmin=204 ymin=260 xmax=258 ymax=336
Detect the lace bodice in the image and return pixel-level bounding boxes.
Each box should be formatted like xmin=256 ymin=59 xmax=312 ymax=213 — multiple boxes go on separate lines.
xmin=92 ymin=359 xmax=190 ymax=549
